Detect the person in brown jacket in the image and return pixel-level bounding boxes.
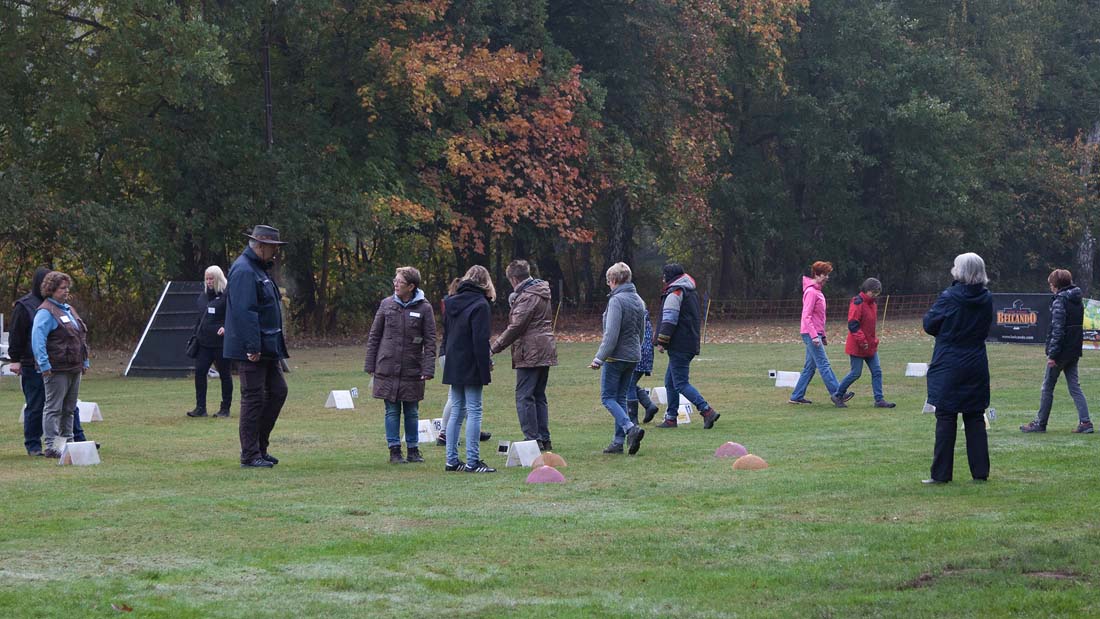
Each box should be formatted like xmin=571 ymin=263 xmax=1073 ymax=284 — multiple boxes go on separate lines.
xmin=490 ymin=260 xmax=558 ymax=451
xmin=365 ymin=267 xmax=438 ymax=464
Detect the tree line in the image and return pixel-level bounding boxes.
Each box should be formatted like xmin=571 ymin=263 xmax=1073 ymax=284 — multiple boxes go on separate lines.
xmin=2 ymin=0 xmax=1098 ymax=340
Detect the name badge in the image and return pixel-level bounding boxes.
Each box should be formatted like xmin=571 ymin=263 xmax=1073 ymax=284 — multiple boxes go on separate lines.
xmin=207 ymin=307 xmax=216 ymax=314
xmin=409 ymin=312 xmax=421 ymax=318
xmin=59 ymin=315 xmax=71 ymax=324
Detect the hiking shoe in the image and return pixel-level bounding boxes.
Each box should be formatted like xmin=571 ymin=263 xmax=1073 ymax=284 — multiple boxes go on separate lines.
xmin=214 ymin=407 xmax=231 ymax=418
xmin=642 ymin=404 xmax=660 ymax=424
xmin=436 ymin=433 xmax=447 ymax=446
xmin=788 ymin=397 xmax=812 ymax=405
xmin=186 ymin=407 xmax=208 ymax=418
xmin=42 ymin=450 xmax=61 ymax=459
xmin=261 ymin=453 xmax=279 ymax=465
xmin=542 ymin=440 xmax=553 ymax=452
xmin=700 ymin=407 xmax=720 ymax=429
xmin=626 ymin=426 xmax=645 ymax=455
xmin=406 ymin=447 xmax=425 ymax=462
xmin=602 ymin=442 xmax=624 ymax=454
xmin=241 ymin=458 xmax=274 ymax=468
xmin=1020 ymin=420 xmax=1046 ymax=433
xmin=389 ymin=445 xmax=406 ymax=464
xmin=445 ymin=460 xmax=465 ymax=472
xmin=842 ymin=391 xmax=855 ymax=402
xmin=1073 ymin=421 xmax=1094 ymax=434
xmin=830 ymin=393 xmax=848 ymax=408
xmin=464 ymin=460 xmax=496 ymax=473
xmin=479 ymin=431 xmax=492 ymax=442
xmin=874 ymin=400 xmax=897 ymax=408
xmin=655 ymin=417 xmax=678 ymax=428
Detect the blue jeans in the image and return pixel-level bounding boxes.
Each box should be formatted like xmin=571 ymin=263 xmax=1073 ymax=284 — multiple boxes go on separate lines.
xmin=664 ymin=351 xmax=709 ymax=419
xmin=21 ymin=366 xmax=84 ymax=453
xmin=1036 ymin=359 xmax=1090 ymax=424
xmin=384 ymin=400 xmax=419 ymax=448
xmin=446 ymin=385 xmax=483 ymax=465
xmin=790 ymin=334 xmax=840 ymax=400
xmin=836 ymin=353 xmax=885 ymax=401
xmin=601 ymin=360 xmax=637 ymax=444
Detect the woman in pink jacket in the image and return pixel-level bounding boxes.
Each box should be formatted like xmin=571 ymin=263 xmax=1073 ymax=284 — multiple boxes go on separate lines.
xmin=789 ymin=261 xmax=850 ymax=405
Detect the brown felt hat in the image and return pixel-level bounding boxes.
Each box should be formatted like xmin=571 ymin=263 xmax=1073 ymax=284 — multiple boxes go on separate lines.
xmin=244 ymin=224 xmax=287 ymax=245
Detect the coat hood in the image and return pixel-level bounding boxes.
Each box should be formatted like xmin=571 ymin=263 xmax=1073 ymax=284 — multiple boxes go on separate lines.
xmin=664 ymin=273 xmax=695 ymax=292
xmin=509 ymin=278 xmax=551 ymax=305
xmin=1058 ymin=285 xmax=1083 ymax=305
xmin=30 ymin=267 xmax=50 ymax=301
xmin=446 ymin=281 xmax=489 ymax=317
xmin=802 ymin=275 xmax=820 ymax=292
xmin=393 ymin=288 xmax=426 ymax=308
xmin=946 ymin=281 xmax=992 ymax=307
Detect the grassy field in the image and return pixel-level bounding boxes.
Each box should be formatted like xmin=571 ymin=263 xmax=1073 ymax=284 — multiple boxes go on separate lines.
xmin=1 ymin=328 xmax=1098 ymax=618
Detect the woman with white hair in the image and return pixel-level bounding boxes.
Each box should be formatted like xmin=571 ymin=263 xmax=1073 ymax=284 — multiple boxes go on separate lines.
xmin=921 ymin=252 xmax=993 ymax=484
xmin=186 ymin=265 xmax=233 ymax=418
xmin=590 ymin=262 xmax=647 ymax=455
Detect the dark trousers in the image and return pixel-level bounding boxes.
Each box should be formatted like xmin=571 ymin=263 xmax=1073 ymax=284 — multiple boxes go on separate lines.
xmin=238 ymin=359 xmax=288 ymax=463
xmin=21 ymin=366 xmax=84 ymax=453
xmin=931 ymin=410 xmax=990 ymax=482
xmin=515 ymin=366 xmax=551 ymax=442
xmin=194 ymin=345 xmax=233 ymax=411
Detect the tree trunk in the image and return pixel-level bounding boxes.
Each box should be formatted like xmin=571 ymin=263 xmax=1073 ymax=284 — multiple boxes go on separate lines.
xmin=606 ymin=193 xmax=626 ymax=268
xmin=718 ymin=218 xmax=737 ymax=297
xmin=1076 ymin=120 xmax=1100 ymax=296
xmin=316 ymin=223 xmax=331 ymax=330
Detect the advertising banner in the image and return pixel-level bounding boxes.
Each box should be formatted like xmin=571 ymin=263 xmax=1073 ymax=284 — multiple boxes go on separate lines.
xmin=1083 ymin=298 xmax=1100 ymax=350
xmin=987 ymin=293 xmax=1050 ymax=344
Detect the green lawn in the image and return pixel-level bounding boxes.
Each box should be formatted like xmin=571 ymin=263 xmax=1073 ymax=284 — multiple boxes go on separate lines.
xmin=1 ymin=332 xmax=1098 ymax=618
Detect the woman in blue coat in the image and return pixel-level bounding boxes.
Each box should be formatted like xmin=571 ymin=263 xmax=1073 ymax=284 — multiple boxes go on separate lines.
xmin=922 ymin=252 xmax=993 ymax=484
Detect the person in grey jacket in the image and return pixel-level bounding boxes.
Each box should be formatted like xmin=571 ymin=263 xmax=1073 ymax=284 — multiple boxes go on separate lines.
xmin=1021 ymin=269 xmax=1092 ymax=434
xmin=589 ymin=262 xmax=647 ymax=455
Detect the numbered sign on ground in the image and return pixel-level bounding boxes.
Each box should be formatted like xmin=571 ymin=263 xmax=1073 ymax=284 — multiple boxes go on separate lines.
xmin=922 ymin=401 xmax=936 ymax=414
xmin=416 ymin=419 xmax=437 ymax=444
xmin=676 ymin=403 xmax=694 ymax=424
xmin=505 ymin=440 xmax=541 ymax=467
xmin=431 ymin=418 xmax=444 ymax=435
xmin=774 ymin=371 xmax=800 ymax=388
xmin=59 ymin=441 xmax=100 ymax=466
xmin=906 ymin=363 xmax=929 ymax=377
xmin=324 ymin=390 xmax=355 ymax=409
xmin=76 ymin=401 xmax=102 ymax=423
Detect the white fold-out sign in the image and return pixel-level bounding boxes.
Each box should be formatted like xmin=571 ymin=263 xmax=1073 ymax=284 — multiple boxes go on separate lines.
xmin=325 ymin=390 xmax=355 ymax=409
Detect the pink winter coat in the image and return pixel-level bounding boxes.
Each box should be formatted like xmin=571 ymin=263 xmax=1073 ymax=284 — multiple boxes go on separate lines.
xmin=800 ymin=276 xmax=827 ymax=337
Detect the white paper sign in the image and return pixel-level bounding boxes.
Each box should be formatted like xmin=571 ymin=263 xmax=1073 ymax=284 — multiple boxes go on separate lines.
xmin=505 ymin=440 xmax=541 ymax=467
xmin=906 ymin=363 xmax=929 ymax=377
xmin=651 ymin=387 xmax=668 ymax=405
xmin=324 ymin=390 xmax=355 ymax=409
xmin=774 ymin=371 xmax=800 ymax=388
xmin=676 ymin=403 xmax=694 ymax=424
xmin=922 ymin=401 xmax=936 ymax=414
xmin=432 ymin=418 xmax=444 ymax=434
xmin=76 ymin=401 xmax=102 ymax=422
xmin=59 ymin=441 xmax=99 ymax=466
xmin=416 ymin=419 xmax=437 ymax=444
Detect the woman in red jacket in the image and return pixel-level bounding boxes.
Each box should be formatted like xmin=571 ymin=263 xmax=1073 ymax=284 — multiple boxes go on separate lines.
xmin=833 ymin=278 xmax=895 ymax=408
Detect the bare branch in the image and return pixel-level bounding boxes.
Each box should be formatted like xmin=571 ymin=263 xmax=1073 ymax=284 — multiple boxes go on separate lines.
xmin=6 ymin=0 xmax=111 ymax=32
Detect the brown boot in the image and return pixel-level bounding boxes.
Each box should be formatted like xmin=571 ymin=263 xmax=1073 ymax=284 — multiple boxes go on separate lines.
xmin=388 ymin=445 xmax=406 ymax=464
xmin=405 ymin=447 xmax=424 ymax=463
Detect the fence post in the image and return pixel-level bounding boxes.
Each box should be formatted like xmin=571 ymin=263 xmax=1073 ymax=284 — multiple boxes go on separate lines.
xmin=881 ymin=294 xmax=890 ymax=332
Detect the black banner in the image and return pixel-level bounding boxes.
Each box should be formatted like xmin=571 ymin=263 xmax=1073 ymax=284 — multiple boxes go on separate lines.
xmin=987 ymin=293 xmax=1050 ymax=344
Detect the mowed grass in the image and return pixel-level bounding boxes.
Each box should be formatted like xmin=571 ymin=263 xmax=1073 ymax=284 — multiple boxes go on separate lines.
xmin=2 ymin=326 xmax=1099 ymax=618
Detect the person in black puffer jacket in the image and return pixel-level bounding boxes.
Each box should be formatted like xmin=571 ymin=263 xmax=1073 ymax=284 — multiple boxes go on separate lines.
xmin=186 ymin=266 xmax=233 ymax=418
xmin=1020 ymin=269 xmax=1092 ymax=434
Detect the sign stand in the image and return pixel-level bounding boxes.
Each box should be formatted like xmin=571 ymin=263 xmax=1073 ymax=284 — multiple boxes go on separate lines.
xmin=505 ymin=440 xmax=541 ymax=467
xmin=324 ymin=390 xmax=355 ymax=409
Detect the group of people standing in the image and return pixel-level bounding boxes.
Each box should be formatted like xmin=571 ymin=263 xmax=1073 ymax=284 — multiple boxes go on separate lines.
xmin=10 ymin=224 xmax=1090 ymax=485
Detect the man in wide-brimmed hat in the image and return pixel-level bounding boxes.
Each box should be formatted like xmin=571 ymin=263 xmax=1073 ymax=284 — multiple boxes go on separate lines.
xmin=224 ymin=225 xmax=290 ymax=468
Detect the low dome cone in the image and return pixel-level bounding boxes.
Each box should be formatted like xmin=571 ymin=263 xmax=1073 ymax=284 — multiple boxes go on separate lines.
xmin=732 ymin=454 xmax=768 ymax=470
xmin=714 ymin=442 xmax=748 ymax=459
xmin=526 ymin=465 xmax=566 ymax=484
xmin=532 ymin=452 xmax=567 ymax=468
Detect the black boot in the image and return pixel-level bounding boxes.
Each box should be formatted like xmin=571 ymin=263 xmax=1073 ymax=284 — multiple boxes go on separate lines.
xmin=389 ymin=445 xmax=406 ymax=464
xmin=186 ymin=407 xmax=207 ymax=418
xmin=406 ymin=446 xmax=424 ymax=463
xmin=627 ymin=401 xmax=639 ymax=425
xmin=639 ymin=389 xmax=659 ymax=424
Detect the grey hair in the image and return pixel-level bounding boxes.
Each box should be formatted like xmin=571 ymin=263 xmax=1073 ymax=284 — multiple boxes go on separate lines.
xmin=950 ymin=252 xmax=989 ymax=285
xmin=248 ymin=239 xmax=261 ymax=250
xmin=606 ymin=262 xmax=632 ymax=285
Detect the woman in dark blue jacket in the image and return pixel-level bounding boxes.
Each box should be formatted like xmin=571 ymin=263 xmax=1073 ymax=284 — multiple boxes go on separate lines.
xmin=441 ymin=266 xmax=496 ymax=473
xmin=922 ymin=252 xmax=993 ymax=484
xmin=187 ymin=266 xmax=233 ymax=418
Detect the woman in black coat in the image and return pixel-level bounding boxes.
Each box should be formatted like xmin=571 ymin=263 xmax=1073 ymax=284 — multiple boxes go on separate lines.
xmin=186 ymin=266 xmax=233 ymax=418
xmin=922 ymin=252 xmax=993 ymax=484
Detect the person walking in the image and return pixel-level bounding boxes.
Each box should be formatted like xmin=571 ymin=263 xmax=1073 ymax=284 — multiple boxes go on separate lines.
xmin=923 ymin=252 xmax=993 ymax=484
xmin=365 ymin=267 xmax=437 ymax=464
xmin=629 ymin=307 xmax=660 ymax=424
xmin=1020 ymin=269 xmax=1092 ymax=434
xmin=9 ymin=268 xmax=93 ymax=456
xmin=31 ymin=271 xmax=90 ymax=458
xmin=442 ymin=266 xmax=496 ymax=473
xmin=186 ymin=266 xmax=233 ymax=418
xmin=653 ymin=264 xmax=720 ymax=429
xmin=591 ymin=262 xmax=647 ymax=455
xmin=833 ymin=278 xmax=896 ymax=408
xmin=224 ymin=225 xmax=289 ymax=469
xmin=789 ymin=261 xmax=849 ymax=406
xmin=491 ymin=260 xmax=558 ymax=452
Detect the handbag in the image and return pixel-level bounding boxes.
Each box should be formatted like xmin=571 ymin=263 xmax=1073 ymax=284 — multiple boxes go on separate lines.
xmin=185 ymin=335 xmax=200 ymax=359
